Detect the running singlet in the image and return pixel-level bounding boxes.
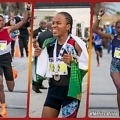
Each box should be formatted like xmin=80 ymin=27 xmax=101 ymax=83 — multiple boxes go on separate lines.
xmin=112 ymin=36 xmax=120 ymax=59
xmin=0 ymin=28 xmax=12 ymax=55
xmin=48 ymin=37 xmax=77 ymax=86
xmin=93 ymin=33 xmax=102 ymax=48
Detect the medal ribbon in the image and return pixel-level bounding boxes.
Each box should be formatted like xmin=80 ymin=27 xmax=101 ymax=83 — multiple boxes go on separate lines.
xmin=53 ymin=35 xmax=70 ymax=73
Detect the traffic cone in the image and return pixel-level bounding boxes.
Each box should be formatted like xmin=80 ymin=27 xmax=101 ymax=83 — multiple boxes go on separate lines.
xmin=12 ymin=67 xmax=18 ymax=79
xmin=14 ymin=39 xmax=20 ymax=57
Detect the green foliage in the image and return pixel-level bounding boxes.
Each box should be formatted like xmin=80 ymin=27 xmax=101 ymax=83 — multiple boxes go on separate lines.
xmin=116 ymin=11 xmax=120 ymax=15
xmin=44 ymin=16 xmax=53 ymax=21
xmin=84 ymin=27 xmax=89 ymax=38
xmin=77 ymin=23 xmax=81 ymax=27
xmin=0 ymin=8 xmax=3 ymax=14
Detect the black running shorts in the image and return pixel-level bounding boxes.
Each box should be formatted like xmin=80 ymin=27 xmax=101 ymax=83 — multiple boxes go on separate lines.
xmin=0 ymin=53 xmax=13 ymax=81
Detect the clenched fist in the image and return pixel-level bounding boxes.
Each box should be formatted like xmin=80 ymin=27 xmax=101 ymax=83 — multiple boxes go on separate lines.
xmin=33 ymin=39 xmax=42 ymax=57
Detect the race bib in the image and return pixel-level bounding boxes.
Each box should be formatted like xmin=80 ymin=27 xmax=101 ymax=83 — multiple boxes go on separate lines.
xmin=0 ymin=41 xmax=7 ymax=50
xmin=114 ymin=47 xmax=120 ymax=59
xmin=49 ymin=58 xmax=68 ymax=75
xmin=58 ymin=61 xmax=68 ymax=75
xmin=94 ymin=39 xmax=102 ymax=45
xmin=49 ymin=62 xmax=54 ymax=73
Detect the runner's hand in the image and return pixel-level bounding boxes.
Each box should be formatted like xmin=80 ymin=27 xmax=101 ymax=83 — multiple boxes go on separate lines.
xmin=98 ymin=8 xmax=107 ymax=16
xmin=33 ymin=39 xmax=42 ymax=57
xmin=34 ymin=47 xmax=42 ymax=57
xmin=26 ymin=2 xmax=31 ymax=10
xmin=63 ymin=52 xmax=72 ymax=65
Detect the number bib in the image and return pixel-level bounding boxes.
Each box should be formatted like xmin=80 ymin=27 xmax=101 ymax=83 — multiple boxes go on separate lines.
xmin=58 ymin=61 xmax=68 ymax=75
xmin=94 ymin=39 xmax=102 ymax=45
xmin=0 ymin=41 xmax=7 ymax=50
xmin=49 ymin=58 xmax=68 ymax=75
xmin=114 ymin=47 xmax=120 ymax=59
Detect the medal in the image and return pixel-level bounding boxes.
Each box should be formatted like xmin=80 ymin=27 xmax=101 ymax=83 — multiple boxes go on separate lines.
xmin=52 ymin=35 xmax=70 ymax=81
xmin=54 ymin=72 xmax=60 ymax=81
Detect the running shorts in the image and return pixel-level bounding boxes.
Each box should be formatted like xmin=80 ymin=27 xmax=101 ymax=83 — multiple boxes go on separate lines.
xmin=110 ymin=57 xmax=120 ymax=72
xmin=0 ymin=53 xmax=13 ymax=81
xmin=44 ymin=85 xmax=80 ymax=118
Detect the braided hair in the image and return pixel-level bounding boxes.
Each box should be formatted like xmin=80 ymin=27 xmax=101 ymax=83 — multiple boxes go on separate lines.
xmin=57 ymin=12 xmax=73 ymax=34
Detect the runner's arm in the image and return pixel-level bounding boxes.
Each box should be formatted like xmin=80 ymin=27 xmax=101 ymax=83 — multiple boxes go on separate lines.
xmin=93 ymin=8 xmax=114 ymax=40
xmin=8 ymin=3 xmax=31 ymax=33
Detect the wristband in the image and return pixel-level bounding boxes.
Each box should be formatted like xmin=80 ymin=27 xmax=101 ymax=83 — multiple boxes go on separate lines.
xmin=97 ymin=15 xmax=102 ymax=20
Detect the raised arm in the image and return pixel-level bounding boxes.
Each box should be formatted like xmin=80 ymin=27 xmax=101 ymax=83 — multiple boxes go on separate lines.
xmin=8 ymin=3 xmax=31 ymax=33
xmin=93 ymin=8 xmax=114 ymax=40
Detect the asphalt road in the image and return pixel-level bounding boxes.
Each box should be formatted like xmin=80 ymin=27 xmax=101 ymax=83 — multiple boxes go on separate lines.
xmin=4 ymin=47 xmax=119 ymax=118
xmin=89 ymin=48 xmax=119 ymax=118
xmin=3 ymin=56 xmax=29 ymax=118
xmin=29 ymin=63 xmax=88 ymax=118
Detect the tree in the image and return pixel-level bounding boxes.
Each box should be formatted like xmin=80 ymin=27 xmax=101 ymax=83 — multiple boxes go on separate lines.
xmin=77 ymin=23 xmax=81 ymax=28
xmin=85 ymin=27 xmax=89 ymax=38
xmin=0 ymin=5 xmax=3 ymax=13
xmin=116 ymin=11 xmax=120 ymax=15
xmin=44 ymin=16 xmax=53 ymax=21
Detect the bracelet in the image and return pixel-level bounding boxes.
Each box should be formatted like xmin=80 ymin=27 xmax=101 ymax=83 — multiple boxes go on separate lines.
xmin=97 ymin=15 xmax=102 ymax=20
xmin=26 ymin=8 xmax=31 ymax=11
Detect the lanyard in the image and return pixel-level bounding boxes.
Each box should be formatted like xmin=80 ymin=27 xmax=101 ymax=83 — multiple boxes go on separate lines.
xmin=53 ymin=35 xmax=70 ymax=73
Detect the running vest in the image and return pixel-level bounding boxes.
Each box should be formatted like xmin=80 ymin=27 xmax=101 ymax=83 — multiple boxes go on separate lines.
xmin=112 ymin=36 xmax=120 ymax=59
xmin=48 ymin=37 xmax=77 ymax=86
xmin=93 ymin=33 xmax=102 ymax=48
xmin=0 ymin=28 xmax=12 ymax=55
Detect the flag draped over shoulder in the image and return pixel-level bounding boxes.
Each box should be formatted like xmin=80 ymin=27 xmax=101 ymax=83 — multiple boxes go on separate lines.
xmin=68 ymin=34 xmax=88 ymax=100
xmin=36 ymin=37 xmax=56 ymax=79
xmin=32 ymin=37 xmax=55 ymax=83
